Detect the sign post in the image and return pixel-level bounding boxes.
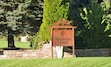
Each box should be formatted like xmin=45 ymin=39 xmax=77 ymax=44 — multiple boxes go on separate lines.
xmin=51 ymin=19 xmax=76 ymax=58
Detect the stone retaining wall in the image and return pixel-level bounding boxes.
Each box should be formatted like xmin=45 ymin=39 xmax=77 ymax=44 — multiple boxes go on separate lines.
xmin=75 ymin=48 xmax=111 ymax=57
xmin=0 ymin=44 xmax=111 ymax=58
xmin=0 ymin=43 xmax=57 ymax=59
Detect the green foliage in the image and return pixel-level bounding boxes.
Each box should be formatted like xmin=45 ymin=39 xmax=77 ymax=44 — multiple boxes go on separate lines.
xmin=31 ymin=0 xmax=70 ymax=49
xmin=68 ymin=0 xmax=91 ymax=49
xmin=79 ymin=1 xmax=111 ymax=48
xmin=39 ymin=0 xmax=70 ymax=42
xmin=0 ymin=0 xmax=32 ymax=47
xmin=31 ymin=33 xmax=43 ymax=49
xmin=68 ymin=0 xmax=90 ymax=24
xmin=0 ymin=0 xmax=43 ymax=35
xmin=101 ymin=0 xmax=111 ymax=32
xmin=32 ymin=0 xmax=70 ymax=49
xmin=0 ymin=0 xmax=43 ymax=48
xmin=25 ymin=0 xmax=43 ymax=35
xmin=0 ymin=0 xmax=30 ymax=31
xmin=40 ymin=0 xmax=69 ymax=42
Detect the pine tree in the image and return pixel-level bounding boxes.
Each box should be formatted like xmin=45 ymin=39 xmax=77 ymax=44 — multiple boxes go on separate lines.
xmin=0 ymin=0 xmax=29 ymax=48
xmin=0 ymin=0 xmax=43 ymax=49
xmin=25 ymin=0 xmax=43 ymax=34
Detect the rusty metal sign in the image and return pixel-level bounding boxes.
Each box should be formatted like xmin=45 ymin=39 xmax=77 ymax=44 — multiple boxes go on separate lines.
xmin=50 ymin=19 xmax=76 ymax=58
xmin=52 ymin=29 xmax=74 ymax=46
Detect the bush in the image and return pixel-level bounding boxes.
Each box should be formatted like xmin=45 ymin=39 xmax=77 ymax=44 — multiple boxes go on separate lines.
xmin=30 ymin=33 xmax=44 ymax=49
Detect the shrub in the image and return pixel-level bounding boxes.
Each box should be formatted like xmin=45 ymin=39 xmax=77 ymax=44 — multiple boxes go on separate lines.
xmin=30 ymin=33 xmax=44 ymax=49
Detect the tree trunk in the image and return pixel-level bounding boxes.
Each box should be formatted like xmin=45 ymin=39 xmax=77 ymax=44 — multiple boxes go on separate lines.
xmin=8 ymin=29 xmax=15 ymax=48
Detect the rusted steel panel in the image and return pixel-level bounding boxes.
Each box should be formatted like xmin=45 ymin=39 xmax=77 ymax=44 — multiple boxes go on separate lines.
xmin=52 ymin=29 xmax=74 ymax=46
xmin=50 ymin=19 xmax=76 ymax=58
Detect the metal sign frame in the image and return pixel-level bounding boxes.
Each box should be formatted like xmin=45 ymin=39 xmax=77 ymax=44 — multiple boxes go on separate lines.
xmin=50 ymin=19 xmax=76 ymax=58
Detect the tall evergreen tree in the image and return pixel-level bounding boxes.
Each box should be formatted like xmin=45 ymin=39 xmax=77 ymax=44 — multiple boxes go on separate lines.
xmin=0 ymin=0 xmax=43 ymax=49
xmin=0 ymin=0 xmax=29 ymax=48
xmin=26 ymin=0 xmax=43 ymax=34
xmin=31 ymin=0 xmax=70 ymax=49
xmin=39 ymin=0 xmax=70 ymax=43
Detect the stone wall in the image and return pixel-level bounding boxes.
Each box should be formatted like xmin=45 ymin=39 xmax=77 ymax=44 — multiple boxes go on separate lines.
xmin=0 ymin=43 xmax=57 ymax=59
xmin=0 ymin=44 xmax=111 ymax=58
xmin=75 ymin=48 xmax=111 ymax=57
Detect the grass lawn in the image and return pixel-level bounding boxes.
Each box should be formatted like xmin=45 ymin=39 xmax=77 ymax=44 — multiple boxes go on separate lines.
xmin=0 ymin=39 xmax=30 ymax=48
xmin=0 ymin=57 xmax=111 ymax=67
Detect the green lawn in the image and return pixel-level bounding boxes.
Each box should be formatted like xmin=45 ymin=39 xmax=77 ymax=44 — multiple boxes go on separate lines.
xmin=0 ymin=57 xmax=111 ymax=67
xmin=0 ymin=39 xmax=30 ymax=48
